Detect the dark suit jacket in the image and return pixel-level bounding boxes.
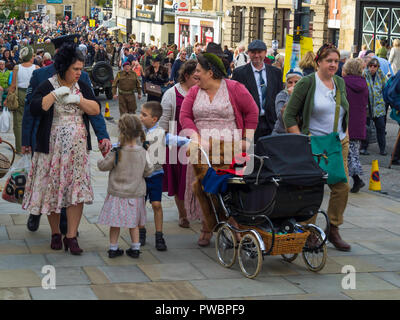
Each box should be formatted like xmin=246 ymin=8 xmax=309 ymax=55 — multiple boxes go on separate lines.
xmin=232 ymin=63 xmax=283 ymax=134
xmin=21 ymin=64 xmax=109 ymax=150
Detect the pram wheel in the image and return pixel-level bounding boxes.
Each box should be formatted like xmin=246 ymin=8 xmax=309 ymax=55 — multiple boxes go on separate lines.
xmin=238 ymin=233 xmax=263 ymax=279
xmin=215 ymin=225 xmax=237 ymax=268
xmin=281 ymin=253 xmax=298 ymax=262
xmin=302 ymin=225 xmax=327 ymax=272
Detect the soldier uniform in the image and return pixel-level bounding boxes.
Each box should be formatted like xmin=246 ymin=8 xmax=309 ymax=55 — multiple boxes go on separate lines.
xmin=113 ymin=66 xmax=141 ymax=115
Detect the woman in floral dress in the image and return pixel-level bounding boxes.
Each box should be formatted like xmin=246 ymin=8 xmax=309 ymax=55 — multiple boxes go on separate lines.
xmin=22 ymin=43 xmax=100 ymax=255
xmin=180 ymin=51 xmax=259 ymax=246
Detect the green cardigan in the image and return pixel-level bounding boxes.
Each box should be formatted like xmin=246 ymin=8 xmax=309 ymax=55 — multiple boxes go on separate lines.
xmin=283 ymin=73 xmax=349 ymax=135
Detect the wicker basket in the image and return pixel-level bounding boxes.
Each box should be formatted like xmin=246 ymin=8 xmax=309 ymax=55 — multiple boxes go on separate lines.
xmin=262 ymin=230 xmax=310 ymax=255
xmin=0 ymin=140 xmax=15 ymax=179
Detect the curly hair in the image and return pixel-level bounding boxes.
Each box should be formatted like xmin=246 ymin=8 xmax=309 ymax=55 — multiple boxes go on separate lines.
xmin=343 ymin=58 xmax=364 ymax=76
xmin=53 ymin=43 xmax=85 ymax=80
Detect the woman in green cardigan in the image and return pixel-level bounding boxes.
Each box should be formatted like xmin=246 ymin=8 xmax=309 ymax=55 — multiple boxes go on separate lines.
xmin=283 ymin=43 xmax=351 ymax=252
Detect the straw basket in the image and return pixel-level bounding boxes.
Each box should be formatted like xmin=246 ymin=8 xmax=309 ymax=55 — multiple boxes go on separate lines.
xmin=0 ymin=140 xmax=15 ymax=179
xmin=262 ymin=230 xmax=310 ymax=255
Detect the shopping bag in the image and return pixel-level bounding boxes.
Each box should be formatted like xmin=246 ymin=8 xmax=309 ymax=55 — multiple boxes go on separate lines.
xmin=0 ymin=107 xmax=10 ymax=132
xmin=2 ymin=154 xmax=31 ymax=204
xmin=310 ymin=132 xmax=347 ymax=185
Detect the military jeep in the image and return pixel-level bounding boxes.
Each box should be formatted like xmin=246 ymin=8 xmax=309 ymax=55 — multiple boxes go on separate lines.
xmin=85 ymin=61 xmax=114 ymax=100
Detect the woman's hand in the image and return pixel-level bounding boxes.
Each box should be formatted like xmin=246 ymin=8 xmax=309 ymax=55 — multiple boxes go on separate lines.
xmin=52 ymin=86 xmax=70 ymax=102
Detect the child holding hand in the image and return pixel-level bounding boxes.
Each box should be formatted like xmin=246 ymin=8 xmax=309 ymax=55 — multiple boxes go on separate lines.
xmin=97 ymin=114 xmax=153 ymax=258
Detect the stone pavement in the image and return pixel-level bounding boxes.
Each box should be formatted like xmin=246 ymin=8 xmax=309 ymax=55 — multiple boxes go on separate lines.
xmin=1 ymin=112 xmax=400 ymax=301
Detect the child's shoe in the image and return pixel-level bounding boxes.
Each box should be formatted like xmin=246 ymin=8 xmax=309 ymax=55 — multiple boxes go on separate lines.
xmin=139 ymin=227 xmax=146 ymax=246
xmin=126 ymin=248 xmax=140 ymax=258
xmin=155 ymin=232 xmax=167 ymax=251
xmin=107 ymin=248 xmax=124 ymax=258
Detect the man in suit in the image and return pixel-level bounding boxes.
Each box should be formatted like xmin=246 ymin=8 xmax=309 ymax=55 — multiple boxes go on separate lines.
xmin=22 ymin=34 xmax=112 ymax=233
xmin=232 ymin=40 xmax=283 ymax=141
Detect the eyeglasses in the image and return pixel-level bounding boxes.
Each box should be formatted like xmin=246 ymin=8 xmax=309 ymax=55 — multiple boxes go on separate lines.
xmin=369 ymin=65 xmax=378 ymax=68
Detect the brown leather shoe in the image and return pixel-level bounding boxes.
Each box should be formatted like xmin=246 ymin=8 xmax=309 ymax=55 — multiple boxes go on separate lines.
xmin=328 ymin=225 xmax=351 ymax=252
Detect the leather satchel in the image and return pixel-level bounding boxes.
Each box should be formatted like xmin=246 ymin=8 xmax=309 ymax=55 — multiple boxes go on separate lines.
xmin=6 ymin=65 xmax=19 ymax=111
xmin=145 ymin=82 xmax=162 ymax=97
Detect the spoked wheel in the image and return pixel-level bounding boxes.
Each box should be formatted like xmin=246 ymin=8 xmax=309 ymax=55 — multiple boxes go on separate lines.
xmin=281 ymin=253 xmax=298 ymax=262
xmin=238 ymin=233 xmax=263 ymax=279
xmin=215 ymin=225 xmax=237 ymax=268
xmin=314 ymin=210 xmax=330 ymax=236
xmin=302 ymin=225 xmax=327 ymax=272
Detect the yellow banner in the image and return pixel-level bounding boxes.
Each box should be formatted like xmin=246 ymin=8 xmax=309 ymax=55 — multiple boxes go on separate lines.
xmin=283 ymin=35 xmax=314 ymax=82
xmin=89 ymin=19 xmax=96 ymax=27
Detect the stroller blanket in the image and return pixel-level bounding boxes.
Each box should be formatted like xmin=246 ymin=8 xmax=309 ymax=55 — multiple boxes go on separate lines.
xmin=202 ymin=167 xmax=234 ymax=194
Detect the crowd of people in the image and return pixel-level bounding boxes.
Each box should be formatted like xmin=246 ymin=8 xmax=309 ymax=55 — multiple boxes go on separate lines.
xmin=2 ymin=15 xmax=400 ymax=259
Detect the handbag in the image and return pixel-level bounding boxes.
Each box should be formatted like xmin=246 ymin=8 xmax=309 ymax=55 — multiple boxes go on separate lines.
xmin=5 ymin=65 xmax=18 ymax=111
xmin=0 ymin=139 xmax=15 ymax=179
xmin=310 ymin=80 xmax=348 ymax=185
xmin=144 ymin=82 xmax=162 ymax=97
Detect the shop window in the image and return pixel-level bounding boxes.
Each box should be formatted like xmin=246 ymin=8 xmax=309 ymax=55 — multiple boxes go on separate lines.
xmin=258 ymin=8 xmax=266 ymax=40
xmin=231 ymin=6 xmax=245 ymax=44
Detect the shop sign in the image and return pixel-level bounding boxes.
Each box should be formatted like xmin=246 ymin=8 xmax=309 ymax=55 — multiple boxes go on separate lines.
xmin=178 ymin=18 xmax=190 ymax=25
xmin=136 ymin=10 xmax=155 ymax=21
xmin=177 ymin=0 xmax=189 ymax=12
xmin=200 ymin=20 xmax=213 ymax=28
xmin=47 ymin=0 xmax=62 ymax=3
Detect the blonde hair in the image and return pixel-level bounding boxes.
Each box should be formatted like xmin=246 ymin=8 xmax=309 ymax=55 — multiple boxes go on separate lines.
xmin=343 ymin=58 xmax=364 ymax=76
xmin=394 ymin=39 xmax=400 ymax=48
xmin=118 ymin=114 xmax=146 ymax=148
xmin=362 ymin=44 xmax=368 ymax=51
xmin=299 ymin=51 xmax=317 ymax=70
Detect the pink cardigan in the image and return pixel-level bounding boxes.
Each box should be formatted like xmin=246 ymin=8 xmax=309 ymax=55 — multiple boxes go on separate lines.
xmin=180 ymin=79 xmax=259 ymax=137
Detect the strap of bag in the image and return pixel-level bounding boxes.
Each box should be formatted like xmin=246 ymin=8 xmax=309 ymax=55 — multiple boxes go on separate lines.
xmin=333 ymin=77 xmax=341 ymax=133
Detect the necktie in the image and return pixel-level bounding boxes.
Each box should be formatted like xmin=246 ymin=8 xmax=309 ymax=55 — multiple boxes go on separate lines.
xmin=257 ymin=70 xmax=267 ymax=110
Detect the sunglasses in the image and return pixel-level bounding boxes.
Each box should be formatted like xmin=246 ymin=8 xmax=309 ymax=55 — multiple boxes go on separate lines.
xmin=369 ymin=65 xmax=378 ymax=68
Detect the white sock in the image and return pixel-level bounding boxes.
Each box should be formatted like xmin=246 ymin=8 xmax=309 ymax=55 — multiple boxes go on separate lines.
xmin=131 ymin=242 xmax=140 ymax=250
xmin=110 ymin=243 xmax=119 ymax=251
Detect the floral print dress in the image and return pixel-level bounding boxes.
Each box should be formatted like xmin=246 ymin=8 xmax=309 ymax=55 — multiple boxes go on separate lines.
xmin=22 ymin=75 xmax=94 ymax=215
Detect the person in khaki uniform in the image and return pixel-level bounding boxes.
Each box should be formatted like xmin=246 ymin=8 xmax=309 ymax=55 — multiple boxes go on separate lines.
xmin=113 ymin=61 xmax=142 ymax=116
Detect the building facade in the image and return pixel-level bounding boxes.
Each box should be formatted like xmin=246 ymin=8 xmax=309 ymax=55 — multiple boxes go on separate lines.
xmin=174 ymin=0 xmax=223 ymax=49
xmin=31 ymin=0 xmax=90 ymax=20
xmin=222 ymin=0 xmax=329 ymax=52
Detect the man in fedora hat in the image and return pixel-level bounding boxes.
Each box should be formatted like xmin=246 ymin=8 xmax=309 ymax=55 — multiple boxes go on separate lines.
xmin=22 ymin=35 xmax=111 ymax=234
xmin=232 ymin=39 xmax=283 ymax=141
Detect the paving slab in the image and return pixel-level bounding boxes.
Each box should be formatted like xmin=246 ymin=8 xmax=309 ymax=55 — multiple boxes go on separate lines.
xmin=247 ymin=292 xmax=352 ymax=300
xmin=0 ymin=269 xmax=41 ymax=288
xmin=98 ymin=265 xmax=150 ymax=283
xmin=45 ymin=252 xmax=106 ymax=268
xmin=31 ymin=266 xmax=91 ymax=286
xmin=139 ymin=263 xmax=206 ymax=281
xmin=371 ymin=272 xmax=400 ymax=288
xmin=342 ymin=289 xmax=400 ymax=300
xmin=91 ymin=281 xmax=205 ymax=300
xmin=190 ymin=276 xmax=304 ymax=299
xmin=0 ymin=254 xmax=47 ymax=270
xmin=29 ymin=285 xmax=98 ymax=300
xmin=326 ymin=243 xmax=379 ymax=256
xmin=191 ymin=260 xmax=246 ymax=279
xmin=0 ymin=239 xmax=30 ymax=254
xmin=329 ymin=256 xmax=386 ymax=273
xmin=6 ymin=224 xmax=52 ymax=240
xmin=283 ymin=272 xmax=398 ymax=294
xmin=83 ymin=266 xmax=110 ymax=285
xmin=339 ymin=227 xmax=400 ymax=242
xmin=355 ymin=240 xmax=400 ymax=254
xmin=0 ymin=287 xmax=31 ymax=300
xmin=0 ymin=226 xmax=8 ymax=240
xmin=10 ymin=214 xmax=48 ymax=226
xmin=356 ymin=254 xmax=400 ymax=272
xmin=98 ymin=249 xmax=160 ymax=266
xmin=139 ymin=233 xmax=201 ymax=250
xmin=149 ymin=248 xmax=215 ymax=264
xmin=0 ymin=214 xmax=14 ymax=226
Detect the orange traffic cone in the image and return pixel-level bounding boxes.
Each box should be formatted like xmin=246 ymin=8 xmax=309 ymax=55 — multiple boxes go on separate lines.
xmin=104 ymin=102 xmax=113 ymax=121
xmin=369 ymin=160 xmax=381 ymax=191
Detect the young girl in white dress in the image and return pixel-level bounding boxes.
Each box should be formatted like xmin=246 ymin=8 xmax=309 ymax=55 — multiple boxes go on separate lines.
xmin=97 ymin=114 xmax=153 ymax=258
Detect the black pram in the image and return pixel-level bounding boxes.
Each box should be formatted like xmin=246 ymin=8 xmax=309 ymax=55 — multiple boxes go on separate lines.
xmin=201 ymin=134 xmax=330 ymax=278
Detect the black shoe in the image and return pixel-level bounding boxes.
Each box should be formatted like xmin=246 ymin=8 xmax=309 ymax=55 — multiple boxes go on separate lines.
xmin=360 ymin=149 xmax=370 ymax=155
xmin=107 ymin=248 xmax=124 ymax=258
xmin=392 ymin=160 xmax=400 ymax=165
xmin=126 ymin=248 xmax=140 ymax=258
xmin=155 ymin=232 xmax=167 ymax=251
xmin=380 ymin=151 xmax=388 ymax=156
xmin=139 ymin=228 xmax=146 ymax=246
xmin=350 ymin=179 xmax=365 ymax=193
xmin=27 ymin=214 xmax=41 ymax=232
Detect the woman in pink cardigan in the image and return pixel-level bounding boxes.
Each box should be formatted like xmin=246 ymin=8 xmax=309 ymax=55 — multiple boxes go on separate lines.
xmin=180 ymin=52 xmax=259 ymax=246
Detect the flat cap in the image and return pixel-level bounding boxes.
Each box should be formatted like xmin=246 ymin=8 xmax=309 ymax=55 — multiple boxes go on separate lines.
xmin=248 ymin=40 xmax=267 ymax=51
xmin=52 ymin=34 xmax=80 ymax=49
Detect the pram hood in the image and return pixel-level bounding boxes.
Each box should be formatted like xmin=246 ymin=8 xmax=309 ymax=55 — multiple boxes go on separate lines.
xmin=244 ymin=134 xmax=326 ymax=186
